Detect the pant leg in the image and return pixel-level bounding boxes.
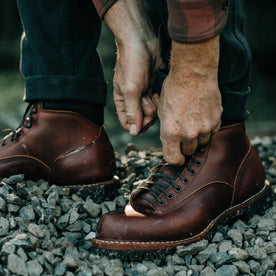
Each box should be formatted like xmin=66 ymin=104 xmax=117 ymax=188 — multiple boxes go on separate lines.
xmin=17 ymin=0 xmax=106 ymax=104
xmin=218 ymin=0 xmax=251 ymax=121
xmin=147 ymin=0 xmax=251 ymax=122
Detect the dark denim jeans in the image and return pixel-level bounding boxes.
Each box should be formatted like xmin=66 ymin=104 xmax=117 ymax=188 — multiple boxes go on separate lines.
xmin=17 ymin=0 xmax=251 ymax=121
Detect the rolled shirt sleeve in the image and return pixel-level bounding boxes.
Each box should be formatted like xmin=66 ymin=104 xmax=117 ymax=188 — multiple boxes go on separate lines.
xmin=92 ymin=0 xmax=117 ymax=18
xmin=167 ymin=0 xmax=229 ymax=43
xmin=92 ymin=0 xmax=229 ymax=43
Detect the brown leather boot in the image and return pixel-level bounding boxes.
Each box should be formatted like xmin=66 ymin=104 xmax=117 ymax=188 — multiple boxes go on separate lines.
xmin=92 ymin=123 xmax=273 ymax=259
xmin=0 ymin=103 xmax=119 ymax=202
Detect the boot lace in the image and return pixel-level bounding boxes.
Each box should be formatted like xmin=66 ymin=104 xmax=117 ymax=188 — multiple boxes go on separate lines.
xmin=1 ymin=103 xmax=37 ymax=147
xmin=141 ymin=149 xmax=204 ymax=206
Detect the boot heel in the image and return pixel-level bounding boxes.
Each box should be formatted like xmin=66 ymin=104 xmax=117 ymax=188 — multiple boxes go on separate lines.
xmin=235 ymin=181 xmax=274 ymax=222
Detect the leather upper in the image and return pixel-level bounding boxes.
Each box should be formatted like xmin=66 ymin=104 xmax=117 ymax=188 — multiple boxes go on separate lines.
xmin=0 ymin=103 xmax=116 ymax=186
xmin=95 ymin=124 xmax=266 ymax=243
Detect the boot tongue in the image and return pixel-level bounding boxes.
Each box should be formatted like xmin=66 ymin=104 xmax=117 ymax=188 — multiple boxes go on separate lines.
xmin=128 ymin=160 xmax=182 ymax=215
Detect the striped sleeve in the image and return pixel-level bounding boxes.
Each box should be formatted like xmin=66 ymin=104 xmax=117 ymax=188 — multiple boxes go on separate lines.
xmin=167 ymin=0 xmax=229 ymax=43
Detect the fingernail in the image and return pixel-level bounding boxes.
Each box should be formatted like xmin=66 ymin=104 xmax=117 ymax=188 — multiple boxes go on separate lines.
xmin=142 ymin=97 xmax=149 ymax=105
xmin=129 ymin=124 xmax=137 ymax=136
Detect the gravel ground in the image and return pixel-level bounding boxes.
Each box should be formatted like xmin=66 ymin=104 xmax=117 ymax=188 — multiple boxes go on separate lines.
xmin=0 ymin=136 xmax=275 ymax=276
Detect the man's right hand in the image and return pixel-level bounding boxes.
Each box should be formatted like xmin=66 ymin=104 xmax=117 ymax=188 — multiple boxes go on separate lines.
xmin=104 ymin=0 xmax=162 ymax=135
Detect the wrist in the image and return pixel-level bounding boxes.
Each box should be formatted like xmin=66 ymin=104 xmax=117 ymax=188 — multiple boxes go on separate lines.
xmin=104 ymin=0 xmax=157 ymax=46
xmin=170 ymin=36 xmax=220 ymax=81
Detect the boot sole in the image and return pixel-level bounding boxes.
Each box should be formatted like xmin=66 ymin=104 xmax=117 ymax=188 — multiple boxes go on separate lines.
xmin=92 ymin=180 xmax=274 ymax=260
xmin=62 ymin=176 xmax=120 ymax=204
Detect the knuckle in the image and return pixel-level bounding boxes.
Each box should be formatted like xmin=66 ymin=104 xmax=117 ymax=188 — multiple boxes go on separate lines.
xmin=185 ymin=129 xmax=198 ymax=141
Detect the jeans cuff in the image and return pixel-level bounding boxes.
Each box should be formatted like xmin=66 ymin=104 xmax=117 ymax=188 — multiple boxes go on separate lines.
xmin=24 ymin=75 xmax=107 ymax=104
xmin=221 ymin=88 xmax=250 ymax=121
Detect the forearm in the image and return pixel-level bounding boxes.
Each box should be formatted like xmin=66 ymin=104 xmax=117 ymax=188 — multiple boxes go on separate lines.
xmin=169 ymin=35 xmax=220 ymax=87
xmin=103 ymin=0 xmax=157 ymax=46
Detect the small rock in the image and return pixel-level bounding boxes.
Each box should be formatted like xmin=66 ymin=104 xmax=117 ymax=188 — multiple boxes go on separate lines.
xmin=209 ymin=252 xmax=235 ymax=267
xmin=176 ymin=240 xmax=209 ymax=256
xmin=7 ymin=204 xmax=20 ymax=214
xmin=92 ymin=264 xmax=104 ymax=276
xmin=199 ymin=267 xmax=215 ymax=276
xmin=248 ymin=259 xmax=261 ymax=273
xmin=5 ymin=193 xmax=22 ymax=204
xmin=174 ymin=271 xmax=187 ymax=276
xmin=247 ymin=246 xmax=268 ymax=260
xmin=1 ymin=242 xmax=15 ymax=255
xmin=125 ymin=143 xmax=139 ymax=155
xmin=9 ymin=234 xmax=32 ymax=249
xmin=264 ymin=242 xmax=276 ymax=254
xmin=0 ymin=217 xmax=9 ymax=236
xmin=215 ymin=265 xmax=239 ymax=276
xmin=27 ymin=260 xmax=44 ymax=276
xmin=56 ymin=214 xmax=70 ymax=230
xmin=228 ymin=247 xmax=249 ymax=261
xmin=172 ymin=254 xmax=185 ymax=265
xmin=218 ymin=240 xmax=233 ymax=252
xmin=132 ymin=159 xmax=147 ymax=168
xmin=136 ymin=263 xmax=148 ymax=273
xmin=19 ymin=204 xmax=35 ymax=221
xmin=27 ymin=223 xmax=45 ymax=238
xmin=101 ymin=201 xmax=116 ymax=215
xmin=66 ymin=220 xmax=83 ymax=232
xmin=63 ymin=255 xmax=79 ymax=268
xmin=258 ymin=219 xmax=276 ymax=231
xmin=8 ymin=253 xmax=28 ymax=276
xmin=243 ymin=229 xmax=255 ymax=240
xmin=261 ymin=257 xmax=274 ymax=271
xmin=55 ymin=262 xmax=66 ymax=276
xmin=83 ymin=203 xmax=101 ymax=217
xmin=227 ymin=229 xmax=243 ymax=247
xmin=0 ymin=197 xmax=6 ymax=212
xmin=146 ymin=267 xmax=168 ymax=276
xmin=233 ymin=261 xmax=251 ymax=274
xmin=232 ymin=219 xmax=248 ymax=231
xmin=69 ymin=209 xmax=79 ymax=224
xmin=149 ymin=157 xmax=161 ymax=168
xmin=17 ymin=247 xmax=28 ymax=262
xmin=211 ymin=232 xmax=224 ymax=243
xmin=5 ymin=174 xmax=24 ymax=185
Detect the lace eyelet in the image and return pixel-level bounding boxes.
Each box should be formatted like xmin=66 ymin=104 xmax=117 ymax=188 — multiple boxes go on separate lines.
xmin=31 ymin=107 xmax=37 ymax=114
xmin=25 ymin=120 xmax=32 ymax=128
xmin=1 ymin=141 xmax=6 ymax=147
xmin=175 ymin=186 xmax=182 ymax=192
xmin=199 ymin=148 xmax=205 ymax=153
xmin=18 ymin=132 xmax=23 ymax=138
xmin=189 ymin=169 xmax=196 ymax=176
xmin=167 ymin=194 xmax=174 ymax=200
xmin=158 ymin=201 xmax=165 ymax=206
xmin=183 ymin=178 xmax=189 ymax=184
xmin=194 ymin=160 xmax=201 ymax=166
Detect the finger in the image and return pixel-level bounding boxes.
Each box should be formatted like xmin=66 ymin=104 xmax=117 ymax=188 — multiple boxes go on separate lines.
xmin=141 ymin=96 xmax=157 ymax=118
xmin=162 ymin=137 xmax=186 ymax=166
xmin=212 ymin=120 xmax=221 ymax=134
xmin=198 ymin=132 xmax=211 ymax=146
xmin=181 ymin=138 xmax=198 ymax=156
xmin=138 ymin=117 xmax=157 ymax=134
xmin=113 ymin=88 xmax=129 ymax=130
xmin=152 ymin=93 xmax=160 ymax=107
xmin=124 ymin=91 xmax=144 ymax=136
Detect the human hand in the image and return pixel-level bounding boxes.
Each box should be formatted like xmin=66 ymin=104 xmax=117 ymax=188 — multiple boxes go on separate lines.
xmin=158 ymin=36 xmax=223 ymax=165
xmin=104 ymin=0 xmax=162 ymax=135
